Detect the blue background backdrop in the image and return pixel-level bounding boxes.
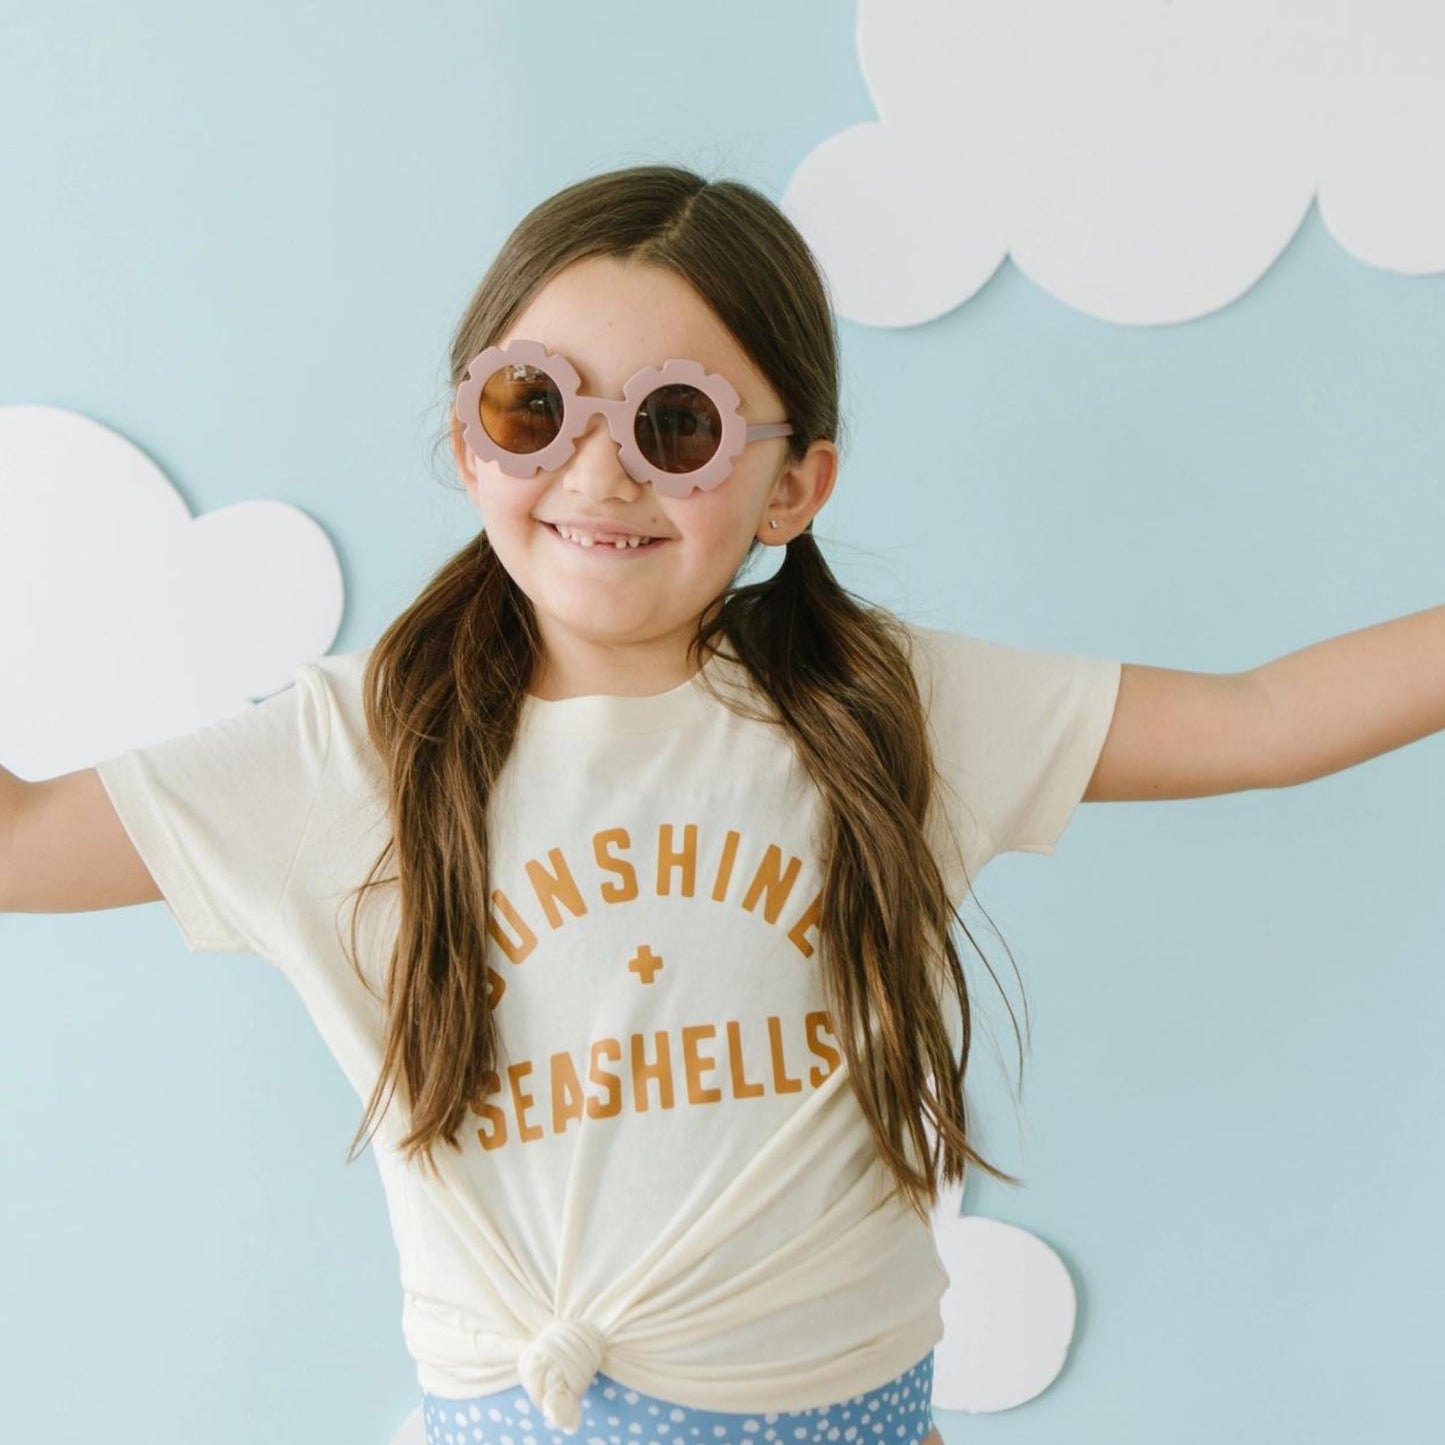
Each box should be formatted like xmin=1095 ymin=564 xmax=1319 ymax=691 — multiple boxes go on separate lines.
xmin=2 ymin=3 xmax=1442 ymax=1442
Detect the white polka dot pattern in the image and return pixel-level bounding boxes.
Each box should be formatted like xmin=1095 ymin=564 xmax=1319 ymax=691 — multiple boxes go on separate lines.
xmin=421 ymin=1350 xmax=935 ymax=1445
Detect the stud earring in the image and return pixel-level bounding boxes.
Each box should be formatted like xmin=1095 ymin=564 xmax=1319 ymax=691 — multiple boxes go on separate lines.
xmin=768 ymin=520 xmax=780 ymax=530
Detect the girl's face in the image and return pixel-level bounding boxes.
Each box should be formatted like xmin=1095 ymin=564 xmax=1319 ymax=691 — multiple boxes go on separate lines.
xmin=450 ymin=254 xmax=836 ymax=697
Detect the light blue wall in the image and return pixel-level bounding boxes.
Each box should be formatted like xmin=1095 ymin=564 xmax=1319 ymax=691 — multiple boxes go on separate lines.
xmin=2 ymin=4 xmax=1442 ymax=1443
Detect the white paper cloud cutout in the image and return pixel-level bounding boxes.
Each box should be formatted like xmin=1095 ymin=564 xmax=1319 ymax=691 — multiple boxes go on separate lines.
xmin=784 ymin=0 xmax=1445 ymax=326
xmin=0 ymin=404 xmax=343 ymax=780
xmin=929 ymin=1186 xmax=1077 ymax=1414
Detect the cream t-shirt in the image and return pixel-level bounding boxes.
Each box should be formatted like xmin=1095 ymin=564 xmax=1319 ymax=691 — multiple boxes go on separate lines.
xmin=93 ymin=623 xmax=1121 ymax=1433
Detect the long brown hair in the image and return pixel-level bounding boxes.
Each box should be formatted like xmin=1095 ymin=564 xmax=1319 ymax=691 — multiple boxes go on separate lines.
xmin=339 ymin=164 xmax=1026 ymax=1223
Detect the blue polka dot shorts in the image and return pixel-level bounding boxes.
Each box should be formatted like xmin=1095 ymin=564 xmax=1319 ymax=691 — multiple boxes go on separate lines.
xmin=422 ymin=1349 xmax=935 ymax=1445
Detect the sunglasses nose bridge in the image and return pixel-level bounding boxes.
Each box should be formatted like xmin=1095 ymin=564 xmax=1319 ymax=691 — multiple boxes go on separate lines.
xmin=576 ymin=394 xmax=632 ymax=441
xmin=565 ymin=395 xmax=644 ymax=486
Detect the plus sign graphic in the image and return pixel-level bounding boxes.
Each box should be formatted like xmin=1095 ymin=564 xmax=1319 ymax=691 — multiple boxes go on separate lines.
xmin=628 ymin=945 xmax=664 ymax=984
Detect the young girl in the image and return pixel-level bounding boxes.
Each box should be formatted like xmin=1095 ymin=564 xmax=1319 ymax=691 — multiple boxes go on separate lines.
xmin=3 ymin=164 xmax=1441 ymax=1445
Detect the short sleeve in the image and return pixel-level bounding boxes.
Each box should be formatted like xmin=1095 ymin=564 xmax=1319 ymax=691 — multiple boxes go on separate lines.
xmin=908 ymin=624 xmax=1122 ymax=860
xmin=92 ymin=663 xmax=334 ymax=957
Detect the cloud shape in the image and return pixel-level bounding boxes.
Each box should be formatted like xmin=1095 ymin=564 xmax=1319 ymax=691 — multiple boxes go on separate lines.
xmin=929 ymin=1187 xmax=1077 ymax=1414
xmin=783 ymin=0 xmax=1445 ymax=326
xmin=0 ymin=404 xmax=343 ymax=780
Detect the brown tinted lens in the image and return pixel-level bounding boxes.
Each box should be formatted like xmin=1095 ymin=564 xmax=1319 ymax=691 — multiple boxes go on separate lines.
xmin=478 ymin=362 xmax=564 ymax=455
xmin=635 ymin=384 xmax=722 ymax=474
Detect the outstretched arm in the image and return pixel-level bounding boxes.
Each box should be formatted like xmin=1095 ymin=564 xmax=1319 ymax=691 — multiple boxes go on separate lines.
xmin=1 ymin=765 xmax=161 ymax=913
xmin=1084 ymin=601 xmax=1445 ymax=802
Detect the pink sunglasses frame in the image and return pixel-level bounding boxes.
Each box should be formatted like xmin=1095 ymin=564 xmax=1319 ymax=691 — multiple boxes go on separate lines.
xmin=454 ymin=338 xmax=795 ymax=499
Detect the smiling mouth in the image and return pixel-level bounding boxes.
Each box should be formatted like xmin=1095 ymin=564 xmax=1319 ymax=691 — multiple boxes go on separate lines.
xmin=544 ymin=522 xmax=670 ymax=552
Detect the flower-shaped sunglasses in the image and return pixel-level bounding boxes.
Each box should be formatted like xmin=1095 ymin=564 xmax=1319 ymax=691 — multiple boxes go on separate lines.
xmin=454 ymin=339 xmax=795 ymax=499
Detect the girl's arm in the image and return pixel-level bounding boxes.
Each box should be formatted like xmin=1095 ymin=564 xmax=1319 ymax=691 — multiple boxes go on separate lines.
xmin=0 ymin=765 xmax=161 ymax=913
xmin=1084 ymin=601 xmax=1445 ymax=802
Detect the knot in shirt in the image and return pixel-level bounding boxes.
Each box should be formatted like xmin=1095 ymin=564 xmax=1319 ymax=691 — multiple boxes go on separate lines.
xmin=517 ymin=1316 xmax=608 ymax=1433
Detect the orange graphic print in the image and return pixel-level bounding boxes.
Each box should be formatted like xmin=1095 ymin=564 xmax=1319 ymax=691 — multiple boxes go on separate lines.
xmin=469 ymin=820 xmax=845 ymax=1152
xmin=473 ymin=1011 xmax=844 ymax=1150
xmin=484 ymin=823 xmax=823 ymax=964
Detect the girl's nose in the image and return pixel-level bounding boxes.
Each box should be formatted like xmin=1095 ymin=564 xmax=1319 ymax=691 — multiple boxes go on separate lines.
xmin=565 ymin=413 xmax=645 ymax=497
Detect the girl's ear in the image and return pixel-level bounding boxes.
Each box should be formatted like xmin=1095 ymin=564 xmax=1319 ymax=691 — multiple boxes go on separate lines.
xmin=769 ymin=437 xmax=839 ymax=532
